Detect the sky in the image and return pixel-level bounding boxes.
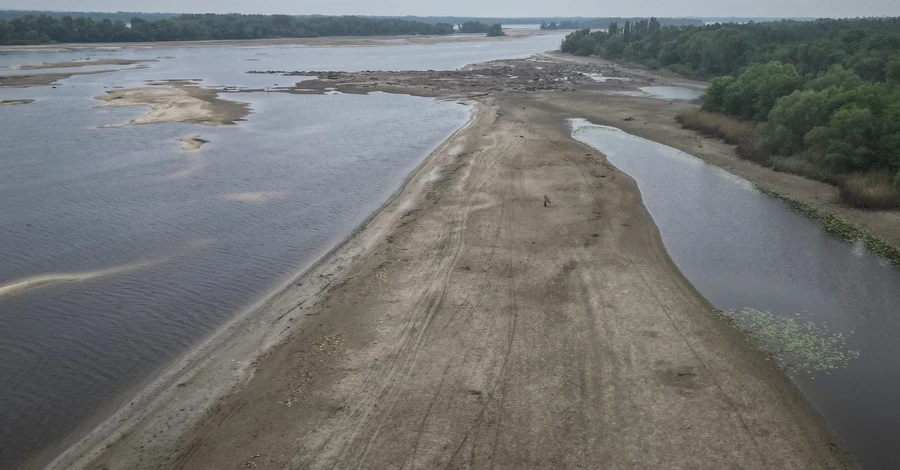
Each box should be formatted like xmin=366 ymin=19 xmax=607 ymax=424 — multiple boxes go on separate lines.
xmin=1 ymin=0 xmax=899 ymax=19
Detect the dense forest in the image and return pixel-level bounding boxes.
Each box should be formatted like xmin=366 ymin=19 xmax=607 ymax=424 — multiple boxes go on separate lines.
xmin=541 ymin=17 xmax=703 ymax=30
xmin=0 ymin=13 xmax=457 ymax=44
xmin=561 ymin=18 xmax=900 ymax=207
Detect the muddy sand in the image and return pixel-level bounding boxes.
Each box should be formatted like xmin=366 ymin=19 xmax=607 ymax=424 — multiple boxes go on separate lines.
xmin=179 ymin=135 xmax=209 ymax=151
xmin=46 ymin=53 xmax=867 ymax=470
xmin=11 ymin=58 xmax=153 ymax=70
xmin=0 ymin=99 xmax=34 ymax=106
xmin=96 ymin=80 xmax=250 ymax=126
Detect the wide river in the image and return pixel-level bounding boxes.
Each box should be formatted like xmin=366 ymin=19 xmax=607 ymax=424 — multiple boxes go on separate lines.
xmin=0 ymin=33 xmax=565 ymax=468
xmin=574 ymin=121 xmax=900 ymax=470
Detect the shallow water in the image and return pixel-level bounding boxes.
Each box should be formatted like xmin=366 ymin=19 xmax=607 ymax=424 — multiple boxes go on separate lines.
xmin=0 ymin=34 xmax=564 ymax=468
xmin=638 ymin=86 xmax=704 ymax=101
xmin=572 ymin=121 xmax=900 ymax=469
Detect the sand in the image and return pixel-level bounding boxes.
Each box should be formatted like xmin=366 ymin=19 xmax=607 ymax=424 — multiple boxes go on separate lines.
xmin=96 ymin=81 xmax=250 ymax=126
xmin=46 ymin=54 xmax=863 ymax=469
xmin=0 ymin=99 xmax=34 ymax=106
xmin=0 ymin=70 xmax=117 ymax=88
xmin=12 ymin=58 xmax=153 ymax=70
xmin=178 ymin=135 xmax=209 ymax=151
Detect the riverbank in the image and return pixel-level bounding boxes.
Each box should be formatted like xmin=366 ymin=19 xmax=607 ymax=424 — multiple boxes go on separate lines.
xmin=0 ymin=29 xmax=562 ymax=53
xmin=54 ymin=82 xmax=857 ymax=468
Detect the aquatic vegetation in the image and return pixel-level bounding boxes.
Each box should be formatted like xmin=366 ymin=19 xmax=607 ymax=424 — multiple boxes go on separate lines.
xmin=756 ymin=185 xmax=900 ymax=268
xmin=726 ymin=308 xmax=860 ymax=374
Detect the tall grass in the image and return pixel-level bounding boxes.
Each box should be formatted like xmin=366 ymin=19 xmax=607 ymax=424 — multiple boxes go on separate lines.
xmin=839 ymin=173 xmax=900 ymax=210
xmin=675 ymin=110 xmax=769 ymax=165
xmin=677 ymin=110 xmax=900 ymax=210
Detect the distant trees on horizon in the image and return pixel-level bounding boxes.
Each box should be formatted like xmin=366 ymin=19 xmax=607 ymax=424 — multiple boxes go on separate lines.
xmin=0 ymin=13 xmax=458 ymax=45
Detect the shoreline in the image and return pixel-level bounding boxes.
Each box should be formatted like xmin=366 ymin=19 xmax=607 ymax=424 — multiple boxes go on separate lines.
xmin=30 ymin=51 xmax=877 ymax=469
xmin=61 ymin=93 xmax=856 ymax=469
xmin=43 ymin=101 xmax=480 ymax=470
xmin=0 ymin=29 xmax=563 ymax=53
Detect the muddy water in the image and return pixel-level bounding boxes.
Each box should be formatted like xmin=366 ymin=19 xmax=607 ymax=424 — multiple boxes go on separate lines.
xmin=571 ymin=121 xmax=900 ymax=469
xmin=0 ymin=34 xmax=565 ymax=469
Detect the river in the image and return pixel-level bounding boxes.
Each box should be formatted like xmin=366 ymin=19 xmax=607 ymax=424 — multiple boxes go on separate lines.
xmin=573 ymin=120 xmax=900 ymax=470
xmin=0 ymin=33 xmax=565 ymax=468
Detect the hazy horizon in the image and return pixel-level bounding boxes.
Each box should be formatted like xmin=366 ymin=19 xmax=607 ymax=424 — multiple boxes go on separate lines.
xmin=0 ymin=1 xmax=898 ymax=19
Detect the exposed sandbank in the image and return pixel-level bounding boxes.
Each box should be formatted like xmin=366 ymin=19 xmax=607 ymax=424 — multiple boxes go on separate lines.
xmin=96 ymin=81 xmax=250 ymax=126
xmin=0 ymin=69 xmax=116 ymax=88
xmin=0 ymin=99 xmax=34 ymax=106
xmin=11 ymin=58 xmax=153 ymax=70
xmin=178 ymin=135 xmax=209 ymax=151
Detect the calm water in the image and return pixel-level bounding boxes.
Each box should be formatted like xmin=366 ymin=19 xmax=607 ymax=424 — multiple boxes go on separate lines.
xmin=0 ymin=34 xmax=566 ymax=468
xmin=573 ymin=121 xmax=900 ymax=469
xmin=639 ymin=86 xmax=704 ymax=101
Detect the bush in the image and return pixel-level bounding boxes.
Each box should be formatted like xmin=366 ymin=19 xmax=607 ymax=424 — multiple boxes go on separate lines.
xmin=839 ymin=173 xmax=900 ymax=209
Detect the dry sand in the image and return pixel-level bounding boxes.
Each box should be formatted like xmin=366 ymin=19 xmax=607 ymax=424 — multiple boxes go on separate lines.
xmin=47 ymin=54 xmax=864 ymax=470
xmin=96 ymin=81 xmax=250 ymax=126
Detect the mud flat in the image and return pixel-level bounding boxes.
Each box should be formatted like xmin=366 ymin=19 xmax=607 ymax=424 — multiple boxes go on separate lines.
xmin=95 ymin=81 xmax=250 ymax=126
xmin=52 ymin=54 xmax=859 ymax=469
xmin=0 ymin=99 xmax=34 ymax=106
xmin=12 ymin=58 xmax=153 ymax=70
xmin=178 ymin=135 xmax=209 ymax=151
xmin=0 ymin=70 xmax=116 ymax=88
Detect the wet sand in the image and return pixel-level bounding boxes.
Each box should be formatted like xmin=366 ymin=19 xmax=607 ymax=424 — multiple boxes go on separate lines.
xmin=178 ymin=135 xmax=209 ymax=151
xmin=50 ymin=55 xmax=862 ymax=469
xmin=0 ymin=99 xmax=34 ymax=106
xmin=12 ymin=58 xmax=152 ymax=70
xmin=0 ymin=70 xmax=117 ymax=88
xmin=96 ymin=81 xmax=250 ymax=126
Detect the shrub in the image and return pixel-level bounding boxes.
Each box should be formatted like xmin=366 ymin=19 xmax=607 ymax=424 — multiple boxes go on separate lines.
xmin=839 ymin=172 xmax=900 ymax=209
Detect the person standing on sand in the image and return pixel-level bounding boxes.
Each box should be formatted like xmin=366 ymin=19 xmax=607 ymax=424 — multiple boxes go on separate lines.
xmin=544 ymin=195 xmax=551 ymax=207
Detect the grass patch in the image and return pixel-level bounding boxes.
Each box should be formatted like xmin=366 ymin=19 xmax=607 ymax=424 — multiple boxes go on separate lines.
xmin=675 ymin=109 xmax=755 ymax=145
xmin=756 ymin=185 xmax=900 ymax=267
xmin=839 ymin=172 xmax=900 ymax=210
xmin=769 ymin=155 xmax=843 ymax=186
xmin=725 ymin=308 xmax=859 ymax=375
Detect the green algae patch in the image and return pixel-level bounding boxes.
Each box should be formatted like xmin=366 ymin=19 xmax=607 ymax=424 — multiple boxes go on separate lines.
xmin=756 ymin=185 xmax=900 ymax=268
xmin=726 ymin=308 xmax=860 ymax=375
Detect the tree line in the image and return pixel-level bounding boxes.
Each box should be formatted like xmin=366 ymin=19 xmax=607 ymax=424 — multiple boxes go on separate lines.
xmin=541 ymin=17 xmax=701 ymax=31
xmin=0 ymin=13 xmax=459 ymax=44
xmin=561 ymin=18 xmax=900 ymax=205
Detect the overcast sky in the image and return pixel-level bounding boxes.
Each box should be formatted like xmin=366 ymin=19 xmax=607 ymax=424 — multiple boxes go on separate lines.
xmin=1 ymin=0 xmax=898 ymax=19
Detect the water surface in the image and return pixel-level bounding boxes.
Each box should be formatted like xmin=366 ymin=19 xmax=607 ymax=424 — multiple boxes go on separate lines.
xmin=0 ymin=34 xmax=566 ymax=468
xmin=572 ymin=121 xmax=900 ymax=469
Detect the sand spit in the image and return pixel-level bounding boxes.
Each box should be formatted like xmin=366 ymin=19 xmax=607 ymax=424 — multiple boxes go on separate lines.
xmin=0 ymin=99 xmax=34 ymax=106
xmin=0 ymin=29 xmax=560 ymax=53
xmin=96 ymin=81 xmax=250 ymax=126
xmin=12 ymin=58 xmax=154 ymax=70
xmin=0 ymin=70 xmax=116 ymax=88
xmin=178 ymin=135 xmax=209 ymax=151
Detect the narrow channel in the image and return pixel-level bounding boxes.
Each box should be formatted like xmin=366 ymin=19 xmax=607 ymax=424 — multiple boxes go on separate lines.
xmin=572 ymin=119 xmax=900 ymax=469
